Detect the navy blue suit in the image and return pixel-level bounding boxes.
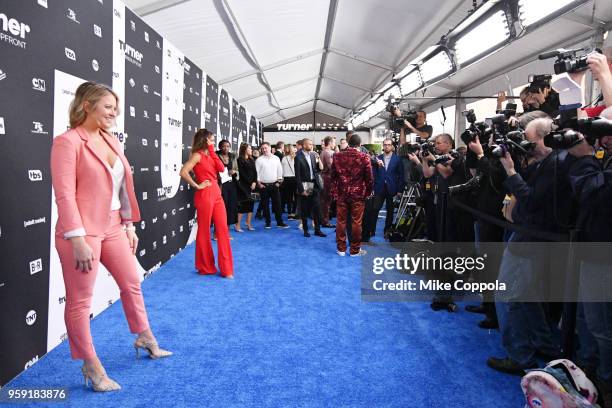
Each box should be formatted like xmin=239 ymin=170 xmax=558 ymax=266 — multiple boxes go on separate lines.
xmin=363 ymin=153 xmax=404 ymax=240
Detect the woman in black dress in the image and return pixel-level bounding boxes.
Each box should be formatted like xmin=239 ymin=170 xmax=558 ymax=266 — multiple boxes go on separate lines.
xmin=236 ymin=142 xmax=257 ymax=231
xmin=216 ymin=140 xmax=239 ymax=232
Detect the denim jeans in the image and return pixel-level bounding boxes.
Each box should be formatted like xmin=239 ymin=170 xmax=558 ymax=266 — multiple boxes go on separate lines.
xmin=495 ymin=248 xmax=559 ymax=366
xmin=579 ymin=261 xmax=612 ymax=384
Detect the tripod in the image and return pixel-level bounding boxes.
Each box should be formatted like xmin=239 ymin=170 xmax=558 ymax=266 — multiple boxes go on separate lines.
xmin=389 ymin=182 xmax=426 ymax=241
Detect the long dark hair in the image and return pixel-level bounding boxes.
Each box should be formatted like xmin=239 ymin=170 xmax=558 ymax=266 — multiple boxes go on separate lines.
xmin=192 ymin=128 xmax=213 ymax=152
xmin=238 ymin=142 xmax=251 ymax=160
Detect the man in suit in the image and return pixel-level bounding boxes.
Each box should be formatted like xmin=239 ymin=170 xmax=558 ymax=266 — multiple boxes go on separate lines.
xmin=363 ymin=138 xmax=404 ymax=241
xmin=294 ymin=138 xmax=326 ymax=237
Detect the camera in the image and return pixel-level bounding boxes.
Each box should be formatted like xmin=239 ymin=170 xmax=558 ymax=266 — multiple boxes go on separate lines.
xmin=387 ymin=96 xmax=418 ymax=131
xmin=434 ymin=150 xmax=460 ymax=165
xmin=489 ymin=130 xmax=536 ymax=158
xmin=420 ymin=141 xmax=436 ymax=158
xmin=527 ymin=74 xmax=552 ymax=93
xmin=497 ymin=102 xmax=517 ymax=119
xmin=545 ymin=116 xmax=612 ymax=149
xmin=538 ymin=47 xmax=601 ymax=75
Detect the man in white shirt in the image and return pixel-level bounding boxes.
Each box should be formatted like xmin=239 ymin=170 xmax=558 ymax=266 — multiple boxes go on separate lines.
xmin=256 ymin=142 xmax=289 ymax=229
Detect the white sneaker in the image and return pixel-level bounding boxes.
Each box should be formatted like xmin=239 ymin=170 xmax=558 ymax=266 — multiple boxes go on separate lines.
xmin=336 ymin=250 xmax=346 ymax=256
xmin=349 ymin=249 xmax=367 ymax=257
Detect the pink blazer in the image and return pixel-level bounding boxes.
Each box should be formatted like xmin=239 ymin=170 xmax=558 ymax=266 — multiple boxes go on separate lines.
xmin=50 ymin=126 xmax=141 ymax=238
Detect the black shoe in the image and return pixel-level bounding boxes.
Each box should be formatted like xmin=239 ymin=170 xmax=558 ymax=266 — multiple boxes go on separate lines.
xmin=303 ymin=231 xmax=311 ymax=237
xmin=314 ymin=231 xmax=327 ymax=237
xmin=535 ymin=349 xmax=562 ymax=362
xmin=277 ymin=223 xmax=290 ymax=228
xmin=265 ymin=223 xmax=271 ymax=229
xmin=465 ymin=304 xmax=487 ymax=314
xmin=486 ymin=357 xmax=537 ymax=376
xmin=478 ymin=317 xmax=499 ymax=329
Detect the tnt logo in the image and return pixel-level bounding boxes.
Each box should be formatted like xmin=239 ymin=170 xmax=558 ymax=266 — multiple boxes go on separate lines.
xmin=29 ymin=258 xmax=42 ymax=274
xmin=28 ymin=169 xmax=42 ymax=181
xmin=25 ymin=310 xmax=37 ymax=325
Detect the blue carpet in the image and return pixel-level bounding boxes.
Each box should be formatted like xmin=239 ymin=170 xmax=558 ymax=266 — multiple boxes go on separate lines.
xmin=6 ymin=215 xmax=525 ymax=407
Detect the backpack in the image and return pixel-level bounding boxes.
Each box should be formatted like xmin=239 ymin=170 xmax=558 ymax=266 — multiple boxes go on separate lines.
xmin=521 ymin=359 xmax=600 ymax=408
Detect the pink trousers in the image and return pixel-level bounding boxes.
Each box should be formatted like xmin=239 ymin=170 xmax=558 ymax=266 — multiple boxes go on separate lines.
xmin=55 ymin=210 xmax=149 ymax=360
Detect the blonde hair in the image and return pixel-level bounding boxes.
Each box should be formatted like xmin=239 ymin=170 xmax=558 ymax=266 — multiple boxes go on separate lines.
xmin=69 ymin=82 xmax=119 ymax=128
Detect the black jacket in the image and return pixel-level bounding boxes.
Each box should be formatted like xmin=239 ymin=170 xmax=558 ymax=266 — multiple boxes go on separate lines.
xmin=504 ymin=149 xmax=577 ymax=242
xmin=569 ymin=155 xmax=612 ymax=243
xmin=295 ymin=151 xmax=322 ymax=193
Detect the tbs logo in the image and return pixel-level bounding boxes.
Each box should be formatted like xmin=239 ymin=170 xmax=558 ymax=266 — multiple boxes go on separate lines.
xmin=65 ymin=47 xmax=76 ymax=61
xmin=32 ymin=78 xmax=46 ymax=91
xmin=28 ymin=170 xmax=43 ymax=181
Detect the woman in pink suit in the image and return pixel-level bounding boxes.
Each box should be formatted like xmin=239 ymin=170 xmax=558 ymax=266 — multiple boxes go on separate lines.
xmin=50 ymin=82 xmax=172 ymax=392
xmin=180 ymin=129 xmax=234 ymax=278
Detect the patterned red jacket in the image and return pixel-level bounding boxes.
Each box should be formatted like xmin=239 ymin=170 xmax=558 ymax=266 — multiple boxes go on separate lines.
xmin=330 ymin=147 xmax=373 ymax=202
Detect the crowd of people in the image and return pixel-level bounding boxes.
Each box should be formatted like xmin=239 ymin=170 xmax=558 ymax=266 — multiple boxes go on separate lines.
xmin=48 ymin=48 xmax=612 ymax=403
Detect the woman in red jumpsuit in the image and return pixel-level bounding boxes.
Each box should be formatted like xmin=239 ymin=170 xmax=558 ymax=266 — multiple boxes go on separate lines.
xmin=180 ymin=129 xmax=234 ymax=278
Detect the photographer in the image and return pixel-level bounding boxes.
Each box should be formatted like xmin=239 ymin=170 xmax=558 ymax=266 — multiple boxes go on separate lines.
xmin=463 ymin=135 xmax=508 ymax=329
xmin=421 ymin=133 xmax=474 ymax=311
xmin=566 ymin=106 xmax=612 ymax=403
xmin=392 ymin=107 xmax=433 ymax=143
xmin=577 ymin=48 xmax=612 ymax=117
xmin=487 ymin=116 xmax=577 ymax=375
xmin=525 ymin=76 xmax=561 ymax=117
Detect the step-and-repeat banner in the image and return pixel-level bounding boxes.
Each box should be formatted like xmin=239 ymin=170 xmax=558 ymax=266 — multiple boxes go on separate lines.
xmin=0 ymin=0 xmax=263 ymax=387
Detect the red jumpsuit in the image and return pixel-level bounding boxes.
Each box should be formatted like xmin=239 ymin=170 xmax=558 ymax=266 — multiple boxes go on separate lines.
xmin=193 ymin=144 xmax=234 ymax=276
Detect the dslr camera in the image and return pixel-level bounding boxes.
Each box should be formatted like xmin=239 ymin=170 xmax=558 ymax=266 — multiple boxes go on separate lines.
xmin=545 ymin=116 xmax=612 ymax=149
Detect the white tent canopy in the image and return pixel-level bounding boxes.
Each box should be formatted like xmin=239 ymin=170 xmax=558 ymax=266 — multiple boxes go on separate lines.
xmin=125 ymin=0 xmax=612 ymax=127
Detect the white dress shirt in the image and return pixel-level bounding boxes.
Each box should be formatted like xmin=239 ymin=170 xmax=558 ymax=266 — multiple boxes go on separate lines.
xmin=256 ymin=154 xmax=283 ymax=183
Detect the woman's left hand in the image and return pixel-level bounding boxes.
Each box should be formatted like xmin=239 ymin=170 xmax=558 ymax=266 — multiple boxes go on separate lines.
xmin=126 ymin=229 xmax=139 ymax=255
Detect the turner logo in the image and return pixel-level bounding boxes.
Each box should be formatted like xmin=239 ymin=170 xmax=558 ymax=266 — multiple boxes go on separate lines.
xmin=168 ymin=118 xmax=182 ymax=127
xmin=118 ymin=40 xmax=143 ymax=67
xmin=32 ymin=78 xmax=45 ymax=91
xmin=26 ymin=310 xmax=37 ymax=325
xmin=0 ymin=12 xmax=31 ymax=49
xmin=24 ymin=356 xmax=39 ymax=370
xmin=29 ymin=258 xmax=42 ymax=274
xmin=65 ymin=47 xmax=76 ymax=61
xmin=28 ymin=169 xmax=43 ymax=181
xmin=31 ymin=121 xmax=48 ymax=134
